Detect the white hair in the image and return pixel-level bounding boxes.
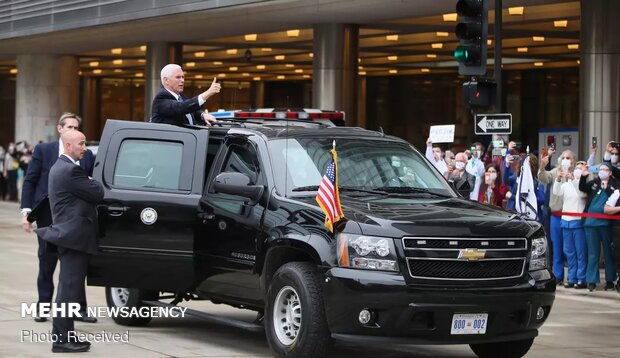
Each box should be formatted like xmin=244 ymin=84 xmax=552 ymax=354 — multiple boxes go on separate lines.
xmin=160 ymin=64 xmax=181 ymax=84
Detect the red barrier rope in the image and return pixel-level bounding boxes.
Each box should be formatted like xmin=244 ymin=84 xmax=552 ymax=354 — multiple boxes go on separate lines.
xmin=551 ymin=211 xmax=620 ymax=220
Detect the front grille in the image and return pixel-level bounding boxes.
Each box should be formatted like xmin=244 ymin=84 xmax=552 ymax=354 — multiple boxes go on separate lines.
xmin=402 ymin=237 xmax=528 ymax=281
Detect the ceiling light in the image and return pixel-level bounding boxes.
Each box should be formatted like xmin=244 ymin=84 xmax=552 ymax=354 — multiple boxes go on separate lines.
xmin=111 ymin=48 xmax=122 ymax=54
xmin=427 ymin=54 xmax=437 ymax=58
xmin=568 ymin=44 xmax=579 ymax=50
xmin=242 ymin=72 xmax=250 ymax=76
xmin=421 ymin=68 xmax=430 ymax=73
xmin=517 ymin=47 xmax=528 ymax=53
xmin=195 ymin=74 xmax=203 ymax=79
xmin=436 ymin=31 xmax=449 ymax=37
xmin=302 ymin=74 xmax=311 ymax=79
xmin=114 ymin=69 xmax=123 ymax=73
xmin=213 ymin=61 xmax=223 ymax=65
xmin=359 ymin=71 xmax=366 ymax=75
xmin=229 ymin=66 xmax=238 ymax=71
xmin=218 ymin=73 xmax=226 ymax=78
xmin=358 ymin=66 xmax=364 ymax=70
xmin=253 ymin=77 xmax=261 ymax=81
xmin=226 ymin=49 xmax=238 ymax=55
xmin=577 ymin=60 xmax=580 ymax=64
xmin=508 ymin=6 xmax=524 ymax=15
xmin=286 ymin=29 xmax=300 ymax=37
xmin=443 ymin=13 xmax=457 ymax=22
xmin=534 ymin=62 xmax=544 ymax=67
xmin=135 ymin=72 xmax=144 ymax=77
xmin=261 ymin=48 xmax=272 ymax=52
xmin=389 ymin=69 xmax=398 ymax=74
xmin=554 ymin=20 xmax=568 ymax=28
xmin=245 ymin=34 xmax=257 ymax=41
xmin=89 ymin=61 xmax=99 ymax=67
xmin=295 ymin=69 xmax=303 ymax=73
xmin=285 ymin=64 xmax=295 ymax=68
xmin=431 ymin=43 xmax=443 ymax=49
xmin=277 ymin=75 xmax=286 ymax=79
xmin=93 ymin=69 xmax=102 ymax=74
xmin=256 ymin=64 xmax=266 ymax=70
xmin=487 ymin=39 xmax=492 ymax=46
xmin=275 ymin=55 xmax=285 ymax=60
xmin=186 ymin=62 xmax=196 ymax=67
xmin=78 ymin=70 xmax=82 ymax=76
xmin=358 ymin=58 xmax=361 ymax=63
xmin=533 ymin=36 xmax=545 ymax=42
xmin=309 ymin=53 xmax=314 ymax=58
xmin=195 ymin=51 xmax=206 ymax=57
xmin=113 ymin=59 xmax=123 ymax=65
xmin=386 ymin=34 xmax=398 ymax=41
xmin=138 ymin=59 xmax=146 ymax=63
xmin=388 ymin=55 xmax=398 ymax=61
xmin=139 ymin=45 xmax=146 ymax=51
xmin=10 ymin=68 xmax=17 ymax=74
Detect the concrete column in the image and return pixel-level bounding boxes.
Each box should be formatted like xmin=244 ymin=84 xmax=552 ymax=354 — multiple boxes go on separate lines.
xmin=251 ymin=81 xmax=265 ymax=108
xmin=144 ymin=42 xmax=183 ymax=121
xmin=80 ymin=76 xmax=100 ymax=139
xmin=580 ymin=0 xmax=620 ymax=160
xmin=312 ymin=24 xmax=358 ymax=126
xmin=15 ymin=55 xmax=79 ymax=144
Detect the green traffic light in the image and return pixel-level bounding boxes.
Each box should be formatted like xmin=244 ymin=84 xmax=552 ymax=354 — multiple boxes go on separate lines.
xmin=454 ymin=46 xmax=469 ymax=63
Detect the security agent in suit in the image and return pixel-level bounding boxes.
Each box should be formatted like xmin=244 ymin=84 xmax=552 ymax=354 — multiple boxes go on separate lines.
xmin=20 ymin=112 xmax=96 ymax=323
xmin=150 ymin=63 xmax=221 ymax=125
xmin=36 ymin=130 xmax=104 ymax=353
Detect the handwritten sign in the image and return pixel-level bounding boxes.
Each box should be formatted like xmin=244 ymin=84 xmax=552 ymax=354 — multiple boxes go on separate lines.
xmin=429 ymin=125 xmax=455 ymax=143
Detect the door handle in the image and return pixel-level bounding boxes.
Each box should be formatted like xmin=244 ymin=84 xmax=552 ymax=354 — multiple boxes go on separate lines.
xmin=107 ymin=205 xmax=130 ymax=216
xmin=197 ymin=212 xmax=215 ymax=223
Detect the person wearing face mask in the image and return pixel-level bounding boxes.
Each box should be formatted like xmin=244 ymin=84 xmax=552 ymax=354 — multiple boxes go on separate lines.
xmin=538 ymin=150 xmax=576 ymax=285
xmin=579 ymin=162 xmax=619 ymax=291
xmin=477 ymin=163 xmax=508 ymax=207
xmin=425 ymin=138 xmax=449 ymax=179
xmin=604 ymin=187 xmax=620 ymax=292
xmin=3 ymin=142 xmax=20 ymax=201
xmin=553 ymin=161 xmax=588 ymax=288
xmin=449 ymin=152 xmax=476 ymax=196
xmin=467 ymin=143 xmax=486 ymax=201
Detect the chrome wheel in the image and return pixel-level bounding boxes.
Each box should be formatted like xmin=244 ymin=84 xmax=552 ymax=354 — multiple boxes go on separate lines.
xmin=273 ymin=285 xmax=302 ymax=345
xmin=110 ymin=287 xmax=130 ymax=307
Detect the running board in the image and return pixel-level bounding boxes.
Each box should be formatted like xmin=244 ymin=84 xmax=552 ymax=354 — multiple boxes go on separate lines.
xmin=142 ymin=300 xmax=264 ymax=333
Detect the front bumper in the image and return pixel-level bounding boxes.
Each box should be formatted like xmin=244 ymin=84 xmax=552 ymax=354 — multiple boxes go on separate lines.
xmin=323 ymin=267 xmax=555 ymax=345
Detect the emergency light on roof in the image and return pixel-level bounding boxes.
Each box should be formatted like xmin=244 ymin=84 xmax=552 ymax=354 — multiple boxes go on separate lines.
xmin=214 ymin=109 xmax=344 ymax=121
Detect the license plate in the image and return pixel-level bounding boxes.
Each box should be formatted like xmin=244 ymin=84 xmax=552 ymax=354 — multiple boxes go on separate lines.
xmin=450 ymin=313 xmax=488 ymax=335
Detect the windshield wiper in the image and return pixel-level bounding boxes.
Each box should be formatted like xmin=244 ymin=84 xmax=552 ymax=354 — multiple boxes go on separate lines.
xmin=291 ymin=185 xmax=387 ymax=195
xmin=372 ymin=187 xmax=453 ymax=198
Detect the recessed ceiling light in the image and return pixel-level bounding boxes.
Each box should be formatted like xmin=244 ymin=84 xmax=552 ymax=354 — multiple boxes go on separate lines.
xmin=114 ymin=69 xmax=123 ymax=73
xmin=421 ymin=68 xmax=430 ymax=73
xmin=386 ymin=34 xmax=398 ymax=41
xmin=229 ymin=66 xmax=238 ymax=71
xmin=443 ymin=13 xmax=457 ymax=22
xmin=78 ymin=70 xmax=82 ymax=76
xmin=359 ymin=71 xmax=367 ymax=75
xmin=436 ymin=32 xmax=449 ymax=37
xmin=286 ymin=29 xmax=300 ymax=37
xmin=309 ymin=53 xmax=314 ymax=58
xmin=567 ymin=44 xmax=579 ymax=50
xmin=218 ymin=73 xmax=226 ymax=78
xmin=261 ymin=48 xmax=272 ymax=52
xmin=111 ymin=48 xmax=122 ymax=55
xmin=285 ymin=64 xmax=295 ymax=68
xmin=195 ymin=51 xmax=205 ymax=57
xmin=139 ymin=45 xmax=146 ymax=51
xmin=256 ymin=64 xmax=266 ymax=70
xmin=389 ymin=69 xmax=398 ymax=74
xmin=245 ymin=34 xmax=257 ymax=41
xmin=517 ymin=47 xmax=528 ymax=53
xmin=508 ymin=6 xmax=524 ymax=15
xmin=427 ymin=54 xmax=437 ymax=58
xmin=89 ymin=61 xmax=99 ymax=67
xmin=431 ymin=43 xmax=443 ymax=49
xmin=302 ymin=74 xmax=311 ymax=78
xmin=275 ymin=55 xmax=285 ymax=60
xmin=253 ymin=77 xmax=261 ymax=81
xmin=358 ymin=66 xmax=364 ymax=70
xmin=533 ymin=36 xmax=545 ymax=42
xmin=226 ymin=49 xmax=238 ymax=55
xmin=487 ymin=39 xmax=492 ymax=46
xmin=213 ymin=61 xmax=223 ymax=65
xmin=534 ymin=62 xmax=544 ymax=67
xmin=388 ymin=55 xmax=398 ymax=61
xmin=135 ymin=72 xmax=143 ymax=77
xmin=138 ymin=59 xmax=146 ymax=63
xmin=242 ymin=72 xmax=250 ymax=76
xmin=577 ymin=60 xmax=580 ymax=64
xmin=9 ymin=68 xmax=17 ymax=74
xmin=113 ymin=59 xmax=123 ymax=65
xmin=93 ymin=69 xmax=102 ymax=74
xmin=195 ymin=74 xmax=203 ymax=79
xmin=554 ymin=20 xmax=568 ymax=28
xmin=277 ymin=75 xmax=286 ymax=79
xmin=295 ymin=69 xmax=303 ymax=73
xmin=186 ymin=62 xmax=196 ymax=67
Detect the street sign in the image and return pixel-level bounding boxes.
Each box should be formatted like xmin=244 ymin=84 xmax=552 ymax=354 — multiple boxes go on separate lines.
xmin=475 ymin=113 xmax=512 ymax=135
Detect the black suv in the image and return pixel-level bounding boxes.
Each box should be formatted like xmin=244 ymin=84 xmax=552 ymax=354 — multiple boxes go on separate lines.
xmin=88 ymin=118 xmax=555 ymax=358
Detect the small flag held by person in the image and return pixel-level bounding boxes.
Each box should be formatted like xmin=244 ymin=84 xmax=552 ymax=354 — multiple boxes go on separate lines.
xmin=316 ymin=142 xmax=344 ymax=233
xmin=515 ymin=154 xmax=538 ymax=220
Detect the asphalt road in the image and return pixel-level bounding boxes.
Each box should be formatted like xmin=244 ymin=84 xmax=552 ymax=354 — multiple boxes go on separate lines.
xmin=0 ymin=201 xmax=619 ymax=358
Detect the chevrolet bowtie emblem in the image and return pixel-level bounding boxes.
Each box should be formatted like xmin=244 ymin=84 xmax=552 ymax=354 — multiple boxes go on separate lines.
xmin=458 ymin=248 xmax=486 ymax=261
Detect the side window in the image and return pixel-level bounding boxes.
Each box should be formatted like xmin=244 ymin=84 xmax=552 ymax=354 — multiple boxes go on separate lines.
xmin=114 ymin=139 xmax=183 ymax=190
xmin=221 ymin=145 xmax=260 ymax=185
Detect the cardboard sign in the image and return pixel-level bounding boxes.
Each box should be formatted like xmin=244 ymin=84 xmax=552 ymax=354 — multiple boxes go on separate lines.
xmin=429 ymin=125 xmax=455 ymax=143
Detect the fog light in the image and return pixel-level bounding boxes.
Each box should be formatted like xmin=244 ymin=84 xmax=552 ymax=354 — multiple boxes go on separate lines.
xmin=536 ymin=306 xmax=545 ymax=320
xmin=359 ymin=309 xmax=372 ymax=325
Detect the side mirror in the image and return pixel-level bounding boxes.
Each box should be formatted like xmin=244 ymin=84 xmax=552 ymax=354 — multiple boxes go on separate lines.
xmin=213 ymin=172 xmax=264 ymax=204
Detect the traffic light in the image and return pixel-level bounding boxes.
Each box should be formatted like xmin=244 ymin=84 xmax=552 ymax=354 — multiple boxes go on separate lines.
xmin=463 ymin=80 xmax=495 ymax=108
xmin=454 ymin=0 xmax=488 ymax=76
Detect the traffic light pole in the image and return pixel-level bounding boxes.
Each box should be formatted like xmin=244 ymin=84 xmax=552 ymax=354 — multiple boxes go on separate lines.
xmin=494 ymin=0 xmax=502 ymax=112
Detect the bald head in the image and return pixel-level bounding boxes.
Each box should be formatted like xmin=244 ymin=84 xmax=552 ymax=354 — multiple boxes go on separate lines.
xmin=62 ymin=130 xmax=87 ymax=161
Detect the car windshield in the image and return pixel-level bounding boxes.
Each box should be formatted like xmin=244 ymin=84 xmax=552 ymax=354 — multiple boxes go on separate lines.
xmin=268 ymin=137 xmax=454 ymax=197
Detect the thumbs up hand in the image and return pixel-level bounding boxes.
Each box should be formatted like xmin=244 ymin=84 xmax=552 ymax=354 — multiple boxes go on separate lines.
xmin=201 ymin=77 xmax=221 ymax=101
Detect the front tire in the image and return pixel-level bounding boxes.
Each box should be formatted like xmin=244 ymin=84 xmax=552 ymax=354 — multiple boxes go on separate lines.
xmin=470 ymin=338 xmax=534 ymax=358
xmin=265 ymin=262 xmax=331 ymax=358
xmin=105 ymin=287 xmax=157 ymax=326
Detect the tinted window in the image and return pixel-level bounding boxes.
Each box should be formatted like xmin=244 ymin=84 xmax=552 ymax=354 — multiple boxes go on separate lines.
xmin=114 ymin=139 xmax=183 ymax=190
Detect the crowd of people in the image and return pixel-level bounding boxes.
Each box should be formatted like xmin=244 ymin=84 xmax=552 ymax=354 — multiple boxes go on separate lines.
xmin=0 ymin=141 xmax=35 ymax=202
xmin=426 ymin=138 xmax=620 ymax=292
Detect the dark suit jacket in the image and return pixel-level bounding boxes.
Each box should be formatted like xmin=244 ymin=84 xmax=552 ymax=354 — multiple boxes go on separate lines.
xmin=35 ymin=155 xmax=104 ymax=254
xmin=21 ymin=141 xmax=94 ymax=221
xmin=449 ymin=170 xmax=476 ymax=194
xmin=150 ymin=88 xmax=205 ymax=125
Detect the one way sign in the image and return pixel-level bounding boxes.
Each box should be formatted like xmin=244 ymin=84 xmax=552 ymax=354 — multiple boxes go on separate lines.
xmin=475 ymin=113 xmax=512 ymax=135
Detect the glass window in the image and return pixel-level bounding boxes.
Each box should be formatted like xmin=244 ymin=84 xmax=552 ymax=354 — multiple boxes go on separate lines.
xmin=221 ymin=145 xmax=259 ymax=185
xmin=114 ymin=139 xmax=183 ymax=190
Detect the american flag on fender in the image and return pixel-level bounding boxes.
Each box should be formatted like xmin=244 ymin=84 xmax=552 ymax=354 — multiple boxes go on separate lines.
xmin=315 ymin=148 xmax=345 ymax=233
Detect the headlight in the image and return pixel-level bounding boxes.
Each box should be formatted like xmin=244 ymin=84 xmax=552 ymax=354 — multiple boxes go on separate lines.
xmin=528 ymin=236 xmax=548 ymax=271
xmin=337 ymin=234 xmax=399 ymax=272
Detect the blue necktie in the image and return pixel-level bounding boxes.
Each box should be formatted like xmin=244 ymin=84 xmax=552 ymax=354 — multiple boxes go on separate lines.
xmin=178 ymin=96 xmax=193 ymax=125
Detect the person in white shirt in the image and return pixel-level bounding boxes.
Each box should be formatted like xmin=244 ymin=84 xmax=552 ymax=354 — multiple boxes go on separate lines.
xmin=466 ymin=147 xmax=485 ymax=201
xmin=425 ymin=138 xmax=448 ymax=179
xmin=553 ymin=161 xmax=588 ymax=288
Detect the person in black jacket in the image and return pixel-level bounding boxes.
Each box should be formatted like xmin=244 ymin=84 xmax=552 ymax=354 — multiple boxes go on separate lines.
xmin=35 ymin=130 xmax=104 ymax=353
xmin=150 ymin=64 xmax=221 ymax=125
